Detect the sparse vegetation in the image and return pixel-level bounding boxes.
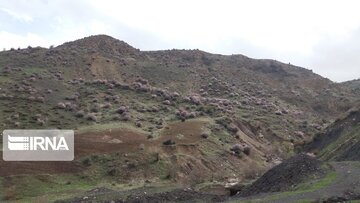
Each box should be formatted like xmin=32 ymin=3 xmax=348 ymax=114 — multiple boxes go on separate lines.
xmin=0 ymin=35 xmax=359 ymax=202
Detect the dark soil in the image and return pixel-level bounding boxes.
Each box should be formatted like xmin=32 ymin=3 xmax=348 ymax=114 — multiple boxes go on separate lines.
xmin=235 ymin=153 xmax=324 ymax=197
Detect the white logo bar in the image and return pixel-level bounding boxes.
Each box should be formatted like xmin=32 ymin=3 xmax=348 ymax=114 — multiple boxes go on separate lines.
xmin=2 ymin=130 xmax=74 ymax=161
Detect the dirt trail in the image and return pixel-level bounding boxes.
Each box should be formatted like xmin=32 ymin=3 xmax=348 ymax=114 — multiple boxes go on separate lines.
xmin=234 ymin=161 xmax=360 ymax=202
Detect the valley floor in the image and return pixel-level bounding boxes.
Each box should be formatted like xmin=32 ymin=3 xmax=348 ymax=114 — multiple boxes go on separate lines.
xmin=54 ymin=161 xmax=360 ymax=203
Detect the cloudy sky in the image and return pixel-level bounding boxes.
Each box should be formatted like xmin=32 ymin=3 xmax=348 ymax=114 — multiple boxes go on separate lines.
xmin=1 ymin=0 xmax=359 ymax=82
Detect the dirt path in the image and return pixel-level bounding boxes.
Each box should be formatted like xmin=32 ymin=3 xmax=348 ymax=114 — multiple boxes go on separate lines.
xmin=233 ymin=161 xmax=360 ymax=202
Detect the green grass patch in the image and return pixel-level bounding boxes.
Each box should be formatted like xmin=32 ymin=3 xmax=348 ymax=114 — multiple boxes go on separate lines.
xmin=269 ymin=171 xmax=337 ymax=200
xmin=247 ymin=170 xmax=338 ymax=203
xmin=319 ymin=126 xmax=360 ymax=160
xmin=295 ymin=171 xmax=337 ymax=192
xmin=6 ymin=174 xmax=97 ymax=202
xmin=22 ymin=67 xmax=45 ymax=75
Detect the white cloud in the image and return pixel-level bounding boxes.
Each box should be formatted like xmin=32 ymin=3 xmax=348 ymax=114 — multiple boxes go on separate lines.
xmin=0 ymin=31 xmax=48 ymax=49
xmin=0 ymin=7 xmax=33 ymax=22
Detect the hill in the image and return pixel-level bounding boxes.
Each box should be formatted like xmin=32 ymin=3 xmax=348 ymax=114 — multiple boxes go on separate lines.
xmin=0 ymin=34 xmax=359 ymax=201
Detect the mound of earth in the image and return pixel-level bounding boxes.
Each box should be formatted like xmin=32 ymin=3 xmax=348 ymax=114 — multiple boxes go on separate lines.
xmin=235 ymin=153 xmax=324 ymax=197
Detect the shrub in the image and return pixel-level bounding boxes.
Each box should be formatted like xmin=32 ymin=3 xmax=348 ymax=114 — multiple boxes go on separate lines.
xmin=230 ymin=144 xmax=243 ymax=154
xmin=163 ymin=139 xmax=175 ymax=145
xmin=82 ymin=158 xmax=91 ymax=166
xmin=102 ymin=103 xmax=112 ymax=109
xmin=36 ymin=96 xmax=45 ymax=103
xmin=37 ymin=119 xmax=45 ymax=126
xmin=243 ymin=145 xmax=251 ymax=155
xmin=107 ymin=168 xmax=117 ymax=176
xmin=201 ymin=132 xmax=209 ymax=139
xmin=57 ymin=102 xmax=66 ymax=109
xmin=121 ymin=113 xmax=131 ymax=121
xmin=112 ymin=115 xmax=121 ymax=120
xmin=90 ymin=104 xmax=101 ymax=112
xmin=227 ymin=124 xmax=239 ymax=134
xmin=75 ymin=110 xmax=85 ymax=118
xmin=231 ymin=143 xmax=251 ymax=156
xmin=116 ymin=106 xmax=128 ymax=114
xmin=135 ymin=122 xmax=142 ymax=127
xmin=86 ymin=113 xmax=97 ymax=121
xmin=163 ymin=100 xmax=171 ymax=105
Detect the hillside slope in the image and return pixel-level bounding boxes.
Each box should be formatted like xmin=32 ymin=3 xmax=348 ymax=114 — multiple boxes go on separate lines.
xmin=1 ymin=35 xmax=357 ymax=143
xmin=305 ymin=108 xmax=360 ymax=161
xmin=0 ymin=35 xmax=359 ymax=201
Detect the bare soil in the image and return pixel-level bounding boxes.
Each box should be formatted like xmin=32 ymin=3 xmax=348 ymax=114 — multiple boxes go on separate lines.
xmin=0 ymin=120 xmax=207 ymax=176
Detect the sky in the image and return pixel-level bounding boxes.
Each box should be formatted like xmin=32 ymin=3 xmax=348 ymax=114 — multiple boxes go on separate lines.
xmin=0 ymin=0 xmax=360 ymax=82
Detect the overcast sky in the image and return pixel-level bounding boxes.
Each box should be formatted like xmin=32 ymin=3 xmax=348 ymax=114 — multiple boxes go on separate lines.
xmin=1 ymin=0 xmax=359 ymax=82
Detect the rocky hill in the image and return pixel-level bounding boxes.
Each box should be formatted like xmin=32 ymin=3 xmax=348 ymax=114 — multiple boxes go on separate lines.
xmin=0 ymin=35 xmax=359 ymax=202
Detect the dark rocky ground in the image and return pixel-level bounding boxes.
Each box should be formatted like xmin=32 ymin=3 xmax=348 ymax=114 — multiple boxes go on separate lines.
xmin=235 ymin=153 xmax=324 ymax=197
xmin=231 ymin=161 xmax=360 ymax=203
